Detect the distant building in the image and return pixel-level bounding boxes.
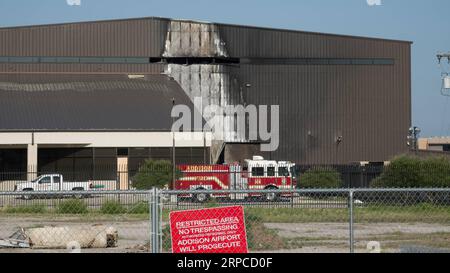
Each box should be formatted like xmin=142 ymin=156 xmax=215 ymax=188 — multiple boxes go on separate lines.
xmin=418 ymin=137 xmax=450 ymax=152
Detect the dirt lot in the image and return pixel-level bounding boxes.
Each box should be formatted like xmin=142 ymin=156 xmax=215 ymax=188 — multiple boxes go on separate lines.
xmin=0 ymin=216 xmax=150 ymax=253
xmin=266 ymin=222 xmax=450 ymax=253
xmin=1 ymin=216 xmax=449 ymax=253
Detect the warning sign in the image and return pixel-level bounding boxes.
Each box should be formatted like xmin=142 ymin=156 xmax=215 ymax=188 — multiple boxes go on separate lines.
xmin=170 ymin=206 xmax=248 ymax=253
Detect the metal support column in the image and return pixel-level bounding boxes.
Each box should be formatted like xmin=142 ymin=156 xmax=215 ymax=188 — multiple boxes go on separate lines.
xmin=150 ymin=188 xmax=161 ymax=253
xmin=349 ymin=190 xmax=355 ymax=253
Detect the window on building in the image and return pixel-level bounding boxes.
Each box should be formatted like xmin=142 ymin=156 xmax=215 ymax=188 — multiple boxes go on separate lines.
xmin=128 ymin=148 xmax=150 ymax=176
xmin=117 ymin=148 xmax=129 ymax=157
xmin=57 ymin=57 xmax=80 ymax=63
xmin=308 ymin=59 xmax=329 ymax=65
xmin=150 ymin=147 xmax=171 ymax=161
xmin=373 ymin=59 xmax=395 ymax=65
xmin=351 ymin=59 xmax=374 ymax=65
xmin=103 ymin=57 xmax=128 ymax=63
xmin=126 ymin=57 xmax=149 ymax=64
xmin=329 ymin=59 xmax=352 ymax=65
xmin=40 ymin=57 xmax=57 ymax=63
xmin=175 ymin=148 xmax=191 ymax=165
xmin=79 ymin=57 xmax=104 ymax=64
xmin=8 ymin=57 xmax=39 ymax=63
xmin=0 ymin=149 xmax=27 ymax=176
xmin=0 ymin=56 xmax=395 ymax=66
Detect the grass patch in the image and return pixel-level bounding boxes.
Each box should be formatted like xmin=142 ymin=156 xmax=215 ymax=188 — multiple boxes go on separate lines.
xmin=160 ymin=204 xmax=450 ymax=223
xmin=245 ymin=209 xmax=286 ymax=250
xmin=128 ymin=201 xmax=149 ymax=214
xmin=56 ymin=199 xmax=88 ymax=214
xmin=2 ymin=203 xmax=449 ymax=224
xmin=100 ymin=201 xmax=126 ymax=214
xmin=283 ymin=236 xmax=348 ymax=249
xmin=354 ymin=204 xmax=450 ymax=223
xmin=237 ymin=208 xmax=349 ymax=223
xmin=4 ymin=204 xmax=47 ymax=214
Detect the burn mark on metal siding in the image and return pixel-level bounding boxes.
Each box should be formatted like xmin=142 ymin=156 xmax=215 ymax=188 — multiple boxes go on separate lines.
xmin=162 ymin=19 xmax=250 ymax=158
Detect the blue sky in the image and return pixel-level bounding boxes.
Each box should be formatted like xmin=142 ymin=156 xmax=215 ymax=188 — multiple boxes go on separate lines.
xmin=0 ymin=0 xmax=449 ymax=137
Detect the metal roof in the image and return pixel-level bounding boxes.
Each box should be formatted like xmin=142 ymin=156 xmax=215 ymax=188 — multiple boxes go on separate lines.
xmin=0 ymin=74 xmax=200 ymax=131
xmin=0 ymin=16 xmax=412 ymax=44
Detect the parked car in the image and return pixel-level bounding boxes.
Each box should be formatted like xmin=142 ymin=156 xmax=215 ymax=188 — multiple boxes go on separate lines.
xmin=14 ymin=174 xmax=94 ymax=200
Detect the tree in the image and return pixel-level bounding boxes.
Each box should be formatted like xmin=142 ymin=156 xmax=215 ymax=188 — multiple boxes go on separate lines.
xmin=298 ymin=167 xmax=342 ymax=189
xmin=372 ymin=156 xmax=423 ymax=188
xmin=131 ymin=160 xmax=181 ymax=190
xmin=371 ymin=155 xmax=450 ymax=188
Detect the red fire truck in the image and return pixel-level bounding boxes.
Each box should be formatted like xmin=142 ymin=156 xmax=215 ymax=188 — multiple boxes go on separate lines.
xmin=174 ymin=156 xmax=297 ymax=202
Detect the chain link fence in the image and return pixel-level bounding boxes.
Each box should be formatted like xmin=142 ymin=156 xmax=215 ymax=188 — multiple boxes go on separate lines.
xmin=0 ymin=190 xmax=152 ymax=253
xmin=1 ymin=188 xmax=449 ymax=253
xmin=0 ymin=164 xmax=385 ymax=192
xmin=159 ymin=189 xmax=352 ymax=253
xmin=353 ymin=189 xmax=450 ymax=253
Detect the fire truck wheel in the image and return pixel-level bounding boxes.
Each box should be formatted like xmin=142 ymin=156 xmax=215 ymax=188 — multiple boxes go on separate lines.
xmin=193 ymin=189 xmax=210 ymax=203
xmin=264 ymin=186 xmax=280 ymax=202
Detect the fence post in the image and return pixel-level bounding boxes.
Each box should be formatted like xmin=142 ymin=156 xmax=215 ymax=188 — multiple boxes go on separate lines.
xmin=349 ymin=189 xmax=355 ymax=253
xmin=150 ymin=187 xmax=161 ymax=253
xmin=290 ymin=170 xmax=294 ymax=209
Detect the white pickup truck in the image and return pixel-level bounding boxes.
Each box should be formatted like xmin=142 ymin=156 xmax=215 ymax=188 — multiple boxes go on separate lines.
xmin=14 ymin=174 xmax=94 ymax=199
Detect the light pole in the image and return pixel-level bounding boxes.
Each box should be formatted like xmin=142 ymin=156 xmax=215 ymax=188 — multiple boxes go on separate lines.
xmin=437 ymin=53 xmax=450 ymax=96
xmin=172 ymin=98 xmax=176 ymax=190
xmin=407 ymin=126 xmax=421 ymax=152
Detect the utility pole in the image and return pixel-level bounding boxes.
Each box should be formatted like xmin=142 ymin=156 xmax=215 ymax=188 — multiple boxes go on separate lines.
xmin=172 ymin=98 xmax=176 ymax=190
xmin=203 ymin=130 xmax=207 ymax=164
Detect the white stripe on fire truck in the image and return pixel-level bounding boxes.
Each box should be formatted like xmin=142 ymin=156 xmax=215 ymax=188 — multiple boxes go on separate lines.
xmin=179 ymin=176 xmax=229 ymax=189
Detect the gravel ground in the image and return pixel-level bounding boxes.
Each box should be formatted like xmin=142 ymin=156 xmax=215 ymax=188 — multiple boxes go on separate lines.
xmin=0 ymin=216 xmax=150 ymax=253
xmin=1 ymin=216 xmax=450 ymax=253
xmin=266 ymin=222 xmax=450 ymax=238
xmin=266 ymin=222 xmax=450 ymax=253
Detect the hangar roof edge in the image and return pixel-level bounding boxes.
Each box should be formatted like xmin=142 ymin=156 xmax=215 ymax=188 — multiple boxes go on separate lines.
xmin=0 ymin=16 xmax=413 ymax=45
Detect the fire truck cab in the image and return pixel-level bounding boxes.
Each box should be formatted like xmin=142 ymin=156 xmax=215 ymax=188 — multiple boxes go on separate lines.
xmin=175 ymin=156 xmax=297 ymax=202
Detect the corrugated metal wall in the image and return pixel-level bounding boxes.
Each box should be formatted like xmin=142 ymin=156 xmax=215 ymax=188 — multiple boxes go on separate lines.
xmin=0 ymin=18 xmax=167 ymax=56
xmin=217 ymin=23 xmax=405 ymax=58
xmin=0 ymin=17 xmax=169 ymax=74
xmin=216 ymin=23 xmax=411 ymax=164
xmin=0 ymin=18 xmax=411 ymax=164
xmin=0 ymin=63 xmax=164 ymax=74
xmin=237 ymin=62 xmax=410 ymax=164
